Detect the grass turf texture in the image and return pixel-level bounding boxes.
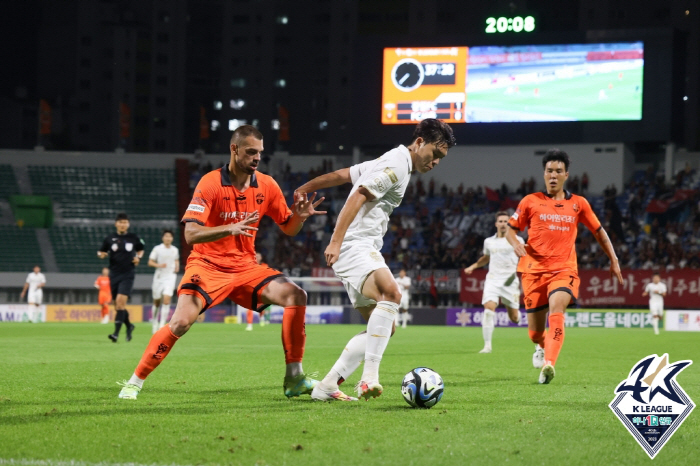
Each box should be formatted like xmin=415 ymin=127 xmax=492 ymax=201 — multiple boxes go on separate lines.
xmin=1 ymin=322 xmax=698 ymax=466
xmin=466 ymin=67 xmax=643 ymax=121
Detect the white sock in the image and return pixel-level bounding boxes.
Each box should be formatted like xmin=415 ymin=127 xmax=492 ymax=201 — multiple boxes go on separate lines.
xmin=652 ymin=317 xmax=659 ymax=334
xmin=160 ymin=304 xmax=170 ymax=328
xmin=286 ymin=362 xmax=302 ymax=378
xmin=482 ymin=309 xmax=495 ymax=348
xmin=321 ymin=332 xmax=367 ymax=389
xmin=361 ymin=301 xmax=398 ymax=382
xmin=128 ymin=373 xmax=145 ymax=388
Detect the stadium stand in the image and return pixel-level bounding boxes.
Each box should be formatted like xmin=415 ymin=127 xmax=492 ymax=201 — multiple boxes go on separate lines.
xmin=0 ymin=225 xmax=44 ymax=271
xmin=0 ymin=165 xmax=19 ymax=200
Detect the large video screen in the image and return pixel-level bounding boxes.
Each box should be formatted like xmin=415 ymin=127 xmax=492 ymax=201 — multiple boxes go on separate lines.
xmin=381 ymin=42 xmax=644 ymax=124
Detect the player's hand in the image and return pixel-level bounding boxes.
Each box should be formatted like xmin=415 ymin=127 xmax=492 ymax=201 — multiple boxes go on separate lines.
xmin=325 ymin=241 xmax=341 ymax=267
xmin=159 ymin=263 xmax=167 ymax=268
xmin=132 ymin=256 xmax=140 ymax=265
xmin=464 ymin=265 xmax=475 ymax=275
xmin=513 ymin=243 xmax=528 ymax=258
xmin=20 ymin=292 xmax=25 ymax=299
xmin=229 ymin=211 xmax=259 ymax=237
xmin=97 ymin=251 xmax=107 ymax=259
xmin=610 ymin=260 xmax=624 ymax=285
xmin=293 ymin=192 xmax=327 ymax=221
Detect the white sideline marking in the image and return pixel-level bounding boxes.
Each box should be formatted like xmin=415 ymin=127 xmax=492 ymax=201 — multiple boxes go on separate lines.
xmin=0 ymin=460 xmax=193 ymax=466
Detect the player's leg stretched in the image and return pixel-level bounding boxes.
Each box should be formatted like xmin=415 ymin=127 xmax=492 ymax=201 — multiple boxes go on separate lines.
xmin=528 ymin=310 xmax=547 ymax=369
xmin=159 ymin=296 xmax=171 ymax=331
xmin=246 ymin=307 xmax=254 ymax=331
xmin=117 ymin=294 xmax=199 ymax=399
xmin=151 ymin=298 xmax=161 ymax=335
xmin=539 ymin=291 xmax=570 ymax=384
xmin=479 ymin=301 xmax=497 ymax=353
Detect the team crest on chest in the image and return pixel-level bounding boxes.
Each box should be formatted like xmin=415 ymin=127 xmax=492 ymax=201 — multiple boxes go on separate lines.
xmin=573 ymin=203 xmax=579 ymax=213
xmin=256 ymin=193 xmax=265 ymax=205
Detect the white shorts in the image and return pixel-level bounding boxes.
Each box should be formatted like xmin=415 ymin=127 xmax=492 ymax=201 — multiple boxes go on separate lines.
xmin=332 ymin=242 xmax=388 ymax=309
xmin=152 ymin=276 xmax=177 ymax=300
xmin=649 ymin=304 xmax=664 ymax=317
xmin=399 ymin=294 xmax=410 ymax=310
xmin=482 ymin=276 xmax=520 ymax=309
xmin=28 ymin=289 xmax=43 ymax=305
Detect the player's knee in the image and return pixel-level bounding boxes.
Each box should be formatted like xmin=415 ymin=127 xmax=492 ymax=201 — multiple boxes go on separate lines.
xmin=169 ymin=317 xmax=192 ymax=336
xmin=382 ymin=287 xmax=402 ymax=304
xmin=282 ymin=285 xmax=307 ymax=307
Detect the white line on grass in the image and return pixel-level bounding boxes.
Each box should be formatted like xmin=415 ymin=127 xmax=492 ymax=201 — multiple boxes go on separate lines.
xmin=0 ymin=460 xmax=195 ymax=466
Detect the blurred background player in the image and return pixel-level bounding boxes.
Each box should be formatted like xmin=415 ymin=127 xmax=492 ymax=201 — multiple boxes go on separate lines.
xmin=148 ymin=229 xmax=180 ymax=334
xmin=464 ymin=211 xmax=524 ymax=354
xmin=395 ymin=269 xmax=411 ymax=328
xmin=20 ymin=265 xmax=45 ymax=323
xmin=507 ymin=149 xmax=623 ymax=384
xmin=94 ymin=268 xmax=112 ymax=324
xmin=295 ymin=118 xmax=456 ymax=402
xmin=117 ymin=125 xmax=326 ymax=400
xmin=98 ymin=213 xmax=145 ymax=343
xmin=246 ymin=252 xmax=269 ymax=331
xmin=642 ymin=273 xmax=667 ymax=335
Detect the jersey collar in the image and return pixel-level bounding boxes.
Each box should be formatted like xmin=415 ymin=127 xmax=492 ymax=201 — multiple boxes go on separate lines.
xmin=221 ymin=164 xmax=258 ymax=188
xmin=398 ymin=144 xmax=413 ymax=172
xmin=542 ymin=189 xmax=572 ymax=200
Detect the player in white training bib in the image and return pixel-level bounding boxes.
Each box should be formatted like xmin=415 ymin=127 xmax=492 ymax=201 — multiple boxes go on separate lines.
xmin=642 ymin=273 xmax=667 ymax=335
xmin=20 ymin=265 xmax=46 ymax=323
xmin=295 ymin=119 xmax=456 ymax=402
xmin=148 ymin=230 xmax=180 ymax=334
xmin=395 ymin=269 xmax=411 ymax=328
xmin=464 ymin=212 xmax=524 ymax=354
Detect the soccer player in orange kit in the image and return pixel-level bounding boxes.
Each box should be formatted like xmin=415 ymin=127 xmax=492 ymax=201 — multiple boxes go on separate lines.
xmin=117 ymin=125 xmax=326 ymax=400
xmin=506 ymin=149 xmax=623 ymax=384
xmin=94 ymin=268 xmax=112 ymax=324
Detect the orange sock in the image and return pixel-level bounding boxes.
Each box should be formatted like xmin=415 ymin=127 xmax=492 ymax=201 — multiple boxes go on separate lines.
xmin=247 ymin=309 xmax=254 ymax=324
xmin=101 ymin=304 xmax=109 ymax=317
xmin=544 ymin=313 xmax=565 ymax=366
xmin=281 ymin=306 xmax=306 ymax=364
xmin=134 ymin=325 xmax=180 ymax=379
xmin=528 ymin=329 xmax=545 ymax=348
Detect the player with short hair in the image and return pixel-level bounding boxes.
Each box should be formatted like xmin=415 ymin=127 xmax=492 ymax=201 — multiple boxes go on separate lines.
xmin=464 ymin=211 xmax=524 ymax=354
xmin=642 ymin=273 xmax=667 ymax=335
xmin=20 ymin=265 xmax=45 ymax=323
xmin=295 ymin=118 xmax=456 ymax=401
xmin=148 ymin=229 xmax=180 ymax=334
xmin=98 ymin=213 xmax=145 ymax=343
xmin=94 ymin=267 xmax=112 ymax=324
xmin=507 ymin=149 xmax=623 ymax=384
xmin=118 ymin=125 xmax=326 ymax=400
xmin=395 ymin=269 xmax=411 ymax=328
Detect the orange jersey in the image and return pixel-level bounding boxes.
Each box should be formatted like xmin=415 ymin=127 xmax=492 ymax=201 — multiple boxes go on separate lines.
xmin=95 ymin=276 xmax=111 ymax=293
xmin=508 ymin=191 xmax=601 ymax=274
xmin=181 ymin=165 xmax=292 ymax=269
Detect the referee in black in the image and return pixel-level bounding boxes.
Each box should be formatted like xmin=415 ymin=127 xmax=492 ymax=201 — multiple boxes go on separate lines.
xmin=98 ymin=213 xmax=144 ymax=343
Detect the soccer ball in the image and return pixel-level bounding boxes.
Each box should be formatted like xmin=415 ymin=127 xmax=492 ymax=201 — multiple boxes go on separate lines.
xmin=401 ymin=367 xmax=444 ymax=409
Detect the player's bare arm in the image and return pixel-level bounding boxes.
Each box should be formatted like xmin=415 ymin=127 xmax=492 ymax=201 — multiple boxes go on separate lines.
xmin=294 ymin=168 xmax=351 ymax=197
xmin=505 ymin=226 xmax=528 ymax=257
xmin=184 ymin=212 xmax=260 ymax=244
xmin=97 ymin=251 xmax=108 ymax=259
xmin=464 ymin=254 xmax=490 ymax=274
xmin=148 ymin=259 xmax=166 ymax=268
xmin=20 ymin=282 xmax=28 ymax=298
xmin=324 ymin=187 xmax=375 ymax=266
xmin=592 ymin=227 xmax=624 ymax=285
xmin=278 ymin=192 xmax=327 ymax=236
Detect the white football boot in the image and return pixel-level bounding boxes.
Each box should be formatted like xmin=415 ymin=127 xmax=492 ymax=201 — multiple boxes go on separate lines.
xmin=532 ymin=345 xmax=545 ymax=368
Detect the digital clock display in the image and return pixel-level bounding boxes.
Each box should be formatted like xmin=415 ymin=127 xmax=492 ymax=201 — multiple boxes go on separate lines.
xmin=485 ymin=16 xmax=536 ymax=33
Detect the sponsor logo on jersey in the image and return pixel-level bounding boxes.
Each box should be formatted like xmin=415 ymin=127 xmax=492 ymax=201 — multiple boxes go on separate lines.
xmin=609 ymin=353 xmax=695 ymax=459
xmin=383 ymin=167 xmax=398 ymax=183
xmin=369 ymin=251 xmax=383 ymax=262
xmin=192 ymin=196 xmax=208 ymax=205
xmin=219 ymin=211 xmax=257 ymax=221
xmin=538 ymin=213 xmax=575 ymax=223
xmin=256 ymin=193 xmax=265 ymax=205
xmin=187 ymin=204 xmax=206 ymax=213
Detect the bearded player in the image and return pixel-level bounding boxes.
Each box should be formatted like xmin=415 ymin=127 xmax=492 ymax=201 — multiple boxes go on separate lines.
xmin=506 ymin=149 xmax=623 ymax=384
xmin=117 ymin=125 xmax=326 ymax=400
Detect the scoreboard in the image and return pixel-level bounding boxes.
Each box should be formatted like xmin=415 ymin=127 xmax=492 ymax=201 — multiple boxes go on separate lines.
xmin=381 ymin=47 xmax=468 ymax=125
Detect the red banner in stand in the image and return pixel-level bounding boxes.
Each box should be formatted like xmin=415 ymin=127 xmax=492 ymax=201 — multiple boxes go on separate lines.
xmin=460 ymin=269 xmax=700 ymax=309
xmin=119 ymin=102 xmax=131 ymax=139
xmin=39 ymin=99 xmax=51 ymax=135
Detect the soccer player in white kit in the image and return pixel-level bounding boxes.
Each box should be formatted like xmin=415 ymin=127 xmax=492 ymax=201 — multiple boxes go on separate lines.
xmin=642 ymin=273 xmax=667 ymax=335
xmin=147 ymin=230 xmax=180 ymax=334
xmin=295 ymin=119 xmax=456 ymax=401
xmin=395 ymin=269 xmax=411 ymax=328
xmin=464 ymin=212 xmax=524 ymax=354
xmin=20 ymin=265 xmax=46 ymax=323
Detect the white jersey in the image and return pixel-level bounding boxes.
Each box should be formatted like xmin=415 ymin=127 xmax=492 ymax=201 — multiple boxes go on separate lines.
xmin=344 ymin=145 xmax=413 ymax=250
xmin=483 ymin=234 xmax=523 ymax=280
xmin=396 ymin=276 xmax=411 ymax=294
xmin=149 ymin=244 xmax=179 ymax=281
xmin=645 ymin=282 xmax=667 ymax=308
xmin=25 ymin=272 xmax=46 ymax=293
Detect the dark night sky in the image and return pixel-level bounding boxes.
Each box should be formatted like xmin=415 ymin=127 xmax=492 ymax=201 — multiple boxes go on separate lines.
xmin=1 ymin=0 xmax=39 ymax=99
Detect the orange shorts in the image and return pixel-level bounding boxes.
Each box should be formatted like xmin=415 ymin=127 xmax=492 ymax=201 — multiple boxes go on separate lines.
xmin=177 ymin=258 xmax=284 ymax=313
xmin=98 ymin=292 xmax=112 ymax=305
xmin=521 ymin=271 xmax=579 ymax=313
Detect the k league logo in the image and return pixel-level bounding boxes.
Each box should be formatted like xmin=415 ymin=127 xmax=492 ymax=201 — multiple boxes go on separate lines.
xmin=609 ymin=354 xmax=694 ymax=459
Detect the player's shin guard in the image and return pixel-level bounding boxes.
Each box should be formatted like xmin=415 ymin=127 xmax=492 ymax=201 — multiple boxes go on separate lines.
xmin=134 ymin=325 xmax=179 ymax=379
xmin=159 ymin=304 xmax=169 ymax=328
xmin=282 ymin=306 xmax=306 ymax=364
xmin=544 ymin=313 xmax=565 ymax=366
xmin=529 ymin=329 xmax=545 ymax=348
xmin=361 ymin=301 xmax=398 ymax=382
xmin=325 ymin=331 xmax=367 ymax=387
xmin=482 ymin=309 xmax=495 ymax=347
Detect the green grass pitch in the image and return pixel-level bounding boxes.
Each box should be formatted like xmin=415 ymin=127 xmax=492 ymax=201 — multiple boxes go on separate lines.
xmin=466 ymin=67 xmax=643 ymax=121
xmin=1 ymin=321 xmax=698 ymax=466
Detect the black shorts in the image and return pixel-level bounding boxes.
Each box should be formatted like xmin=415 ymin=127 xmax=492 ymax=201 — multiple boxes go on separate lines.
xmin=110 ymin=274 xmax=135 ymax=298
